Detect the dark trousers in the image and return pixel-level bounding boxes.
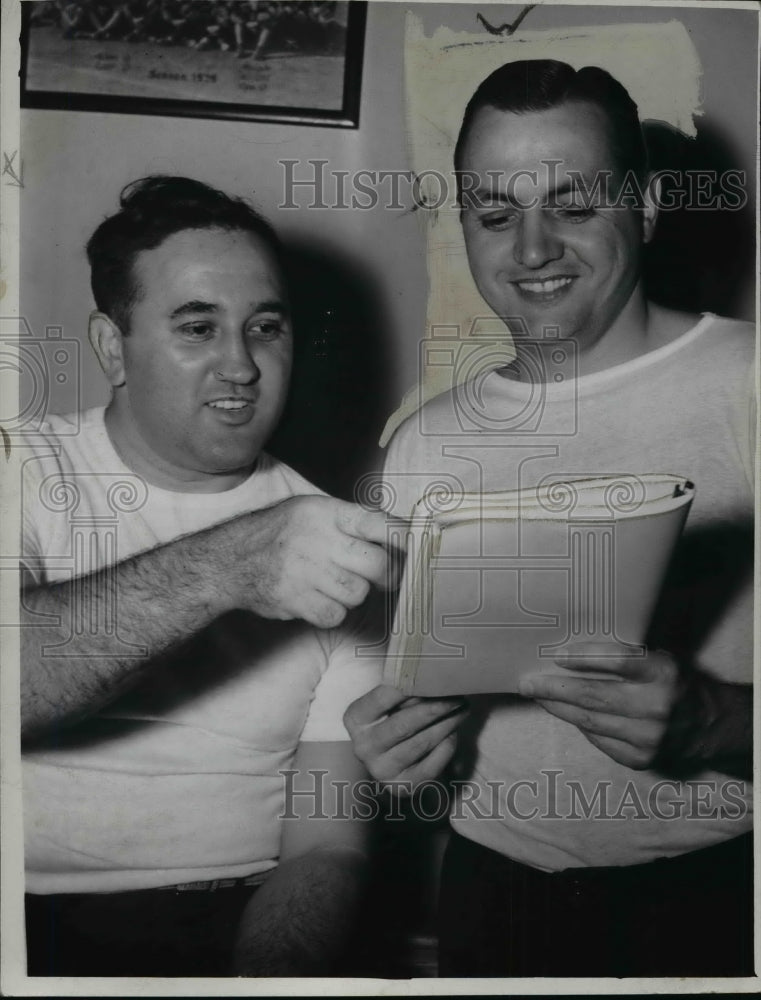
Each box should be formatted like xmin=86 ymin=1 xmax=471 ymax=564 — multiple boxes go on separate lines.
xmin=26 ymin=881 xmax=259 ymax=977
xmin=438 ymin=830 xmax=754 ymax=977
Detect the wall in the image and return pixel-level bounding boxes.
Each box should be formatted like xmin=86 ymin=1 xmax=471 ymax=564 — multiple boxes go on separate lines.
xmin=20 ymin=2 xmax=758 ymax=493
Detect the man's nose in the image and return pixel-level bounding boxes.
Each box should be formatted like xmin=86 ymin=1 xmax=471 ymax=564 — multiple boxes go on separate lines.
xmin=215 ymin=334 xmax=260 ymax=384
xmin=513 ymin=210 xmax=563 ymax=269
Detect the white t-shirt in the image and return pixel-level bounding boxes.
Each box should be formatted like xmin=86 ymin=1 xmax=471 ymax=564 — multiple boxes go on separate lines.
xmin=22 ymin=408 xmax=382 ymax=893
xmin=384 ymin=313 xmax=755 ymax=870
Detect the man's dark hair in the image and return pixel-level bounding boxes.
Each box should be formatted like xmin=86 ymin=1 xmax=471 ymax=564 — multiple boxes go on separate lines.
xmin=454 ymin=59 xmax=648 ymax=192
xmin=86 ymin=175 xmax=282 ymax=332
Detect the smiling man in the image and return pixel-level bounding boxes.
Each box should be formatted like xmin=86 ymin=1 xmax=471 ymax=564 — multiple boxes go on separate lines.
xmin=346 ymin=61 xmax=755 ymax=977
xmin=21 ymin=176 xmax=392 ymax=976
xmin=457 ymin=98 xmax=658 ymax=372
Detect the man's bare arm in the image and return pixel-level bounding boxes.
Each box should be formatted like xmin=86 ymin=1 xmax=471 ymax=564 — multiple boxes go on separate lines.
xmin=22 ymin=496 xmax=393 ymax=741
xmin=231 ymin=741 xmax=373 ymax=976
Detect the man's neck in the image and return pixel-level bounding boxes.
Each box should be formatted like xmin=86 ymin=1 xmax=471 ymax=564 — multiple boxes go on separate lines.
xmin=505 ymin=291 xmax=699 ymax=383
xmin=576 ymin=291 xmax=652 ymax=377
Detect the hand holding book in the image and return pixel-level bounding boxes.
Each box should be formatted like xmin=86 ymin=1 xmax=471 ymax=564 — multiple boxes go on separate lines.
xmin=518 ymin=643 xmax=752 ymax=777
xmin=349 ymin=473 xmax=751 ymax=784
xmin=344 ymin=684 xmax=468 ymax=791
xmin=519 ymin=643 xmax=687 ymax=770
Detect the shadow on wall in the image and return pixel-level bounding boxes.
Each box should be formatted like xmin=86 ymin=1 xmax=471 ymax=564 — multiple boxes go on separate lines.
xmin=266 ymin=239 xmax=394 ymax=501
xmin=643 ymin=120 xmax=755 ymax=319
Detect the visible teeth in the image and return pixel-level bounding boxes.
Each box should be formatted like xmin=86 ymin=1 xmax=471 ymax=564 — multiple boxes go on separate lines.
xmin=209 ymin=400 xmax=249 ymax=410
xmin=517 ymin=277 xmax=573 ymax=293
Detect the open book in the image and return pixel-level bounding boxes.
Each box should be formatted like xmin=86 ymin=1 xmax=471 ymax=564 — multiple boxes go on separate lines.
xmin=384 ymin=474 xmax=695 ymax=695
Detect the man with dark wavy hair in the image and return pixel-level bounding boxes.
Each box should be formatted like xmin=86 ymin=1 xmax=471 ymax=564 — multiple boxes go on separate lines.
xmin=21 ymin=175 xmax=393 ymax=976
xmin=347 ymin=60 xmax=754 ymax=977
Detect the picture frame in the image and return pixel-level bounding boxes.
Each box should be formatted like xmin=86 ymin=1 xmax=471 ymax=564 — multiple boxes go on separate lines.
xmin=20 ymin=1 xmax=367 ymax=128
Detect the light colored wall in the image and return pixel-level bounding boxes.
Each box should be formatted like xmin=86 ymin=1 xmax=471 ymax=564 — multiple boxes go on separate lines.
xmin=21 ymin=2 xmax=757 ymax=422
xmin=21 ymin=1 xmax=425 ymax=417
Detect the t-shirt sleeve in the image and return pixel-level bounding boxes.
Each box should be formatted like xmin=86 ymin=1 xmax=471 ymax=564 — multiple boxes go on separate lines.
xmin=382 ymin=421 xmax=426 ymax=520
xmin=19 ymin=426 xmax=68 ymax=586
xmin=299 ymin=596 xmax=386 ymax=742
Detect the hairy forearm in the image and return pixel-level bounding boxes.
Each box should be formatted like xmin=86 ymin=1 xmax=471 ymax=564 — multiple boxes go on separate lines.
xmin=231 ymin=847 xmax=368 ymax=976
xmin=692 ymin=675 xmax=752 ymax=777
xmin=21 ymin=493 xmax=392 ymax=739
xmin=20 ymin=510 xmax=266 ymax=740
xmin=660 ymin=673 xmax=752 ymax=779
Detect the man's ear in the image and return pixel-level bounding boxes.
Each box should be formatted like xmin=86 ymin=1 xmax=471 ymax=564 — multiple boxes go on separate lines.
xmin=88 ymin=311 xmax=126 ymax=387
xmin=641 ymin=172 xmax=660 ymax=245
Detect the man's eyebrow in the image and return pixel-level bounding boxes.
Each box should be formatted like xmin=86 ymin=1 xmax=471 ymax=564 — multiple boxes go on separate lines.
xmin=467 ymin=179 xmax=580 ymax=206
xmin=169 ymin=299 xmax=289 ymax=320
xmin=547 ymin=180 xmax=577 ymax=199
xmin=466 ymin=188 xmax=515 ymax=207
xmin=253 ymin=299 xmax=289 ymax=315
xmin=169 ymin=300 xmax=217 ymax=320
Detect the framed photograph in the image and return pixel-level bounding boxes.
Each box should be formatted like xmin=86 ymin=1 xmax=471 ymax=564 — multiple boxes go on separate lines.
xmin=20 ymin=0 xmax=367 ymax=127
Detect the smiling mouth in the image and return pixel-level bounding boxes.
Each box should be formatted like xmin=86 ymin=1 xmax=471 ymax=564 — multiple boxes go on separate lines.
xmin=207 ymin=399 xmax=253 ymax=410
xmin=512 ymin=276 xmax=575 ymax=298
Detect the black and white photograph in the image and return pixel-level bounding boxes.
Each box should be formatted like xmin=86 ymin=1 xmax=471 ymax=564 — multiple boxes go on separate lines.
xmin=0 ymin=0 xmax=758 ymax=993
xmin=21 ymin=0 xmax=366 ymax=125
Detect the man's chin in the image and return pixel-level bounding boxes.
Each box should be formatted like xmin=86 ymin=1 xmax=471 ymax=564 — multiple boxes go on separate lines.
xmin=194 ymin=440 xmax=264 ymax=478
xmin=206 ymin=453 xmax=261 ymax=477
xmin=498 ymin=299 xmax=591 ymax=338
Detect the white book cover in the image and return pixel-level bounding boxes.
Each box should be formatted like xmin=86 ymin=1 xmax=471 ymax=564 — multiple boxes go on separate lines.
xmin=384 ymin=474 xmax=695 ymax=695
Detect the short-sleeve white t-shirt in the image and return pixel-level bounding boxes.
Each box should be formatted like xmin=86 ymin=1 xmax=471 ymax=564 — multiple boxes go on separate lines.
xmin=22 ymin=408 xmax=382 ymax=893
